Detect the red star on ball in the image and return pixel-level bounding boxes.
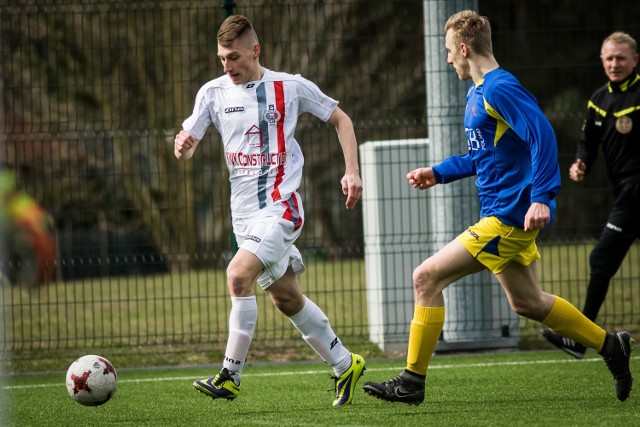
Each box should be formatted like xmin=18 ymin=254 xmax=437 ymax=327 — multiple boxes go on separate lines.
xmin=71 ymin=370 xmax=92 ymax=395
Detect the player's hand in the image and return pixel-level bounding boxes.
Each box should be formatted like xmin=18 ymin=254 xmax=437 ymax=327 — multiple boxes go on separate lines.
xmin=174 ymin=130 xmax=198 ymax=159
xmin=569 ymin=159 xmax=586 ymax=182
xmin=341 ymin=172 xmax=362 ymax=210
xmin=524 ymin=202 xmax=550 ymax=231
xmin=407 ymin=167 xmax=436 ymax=190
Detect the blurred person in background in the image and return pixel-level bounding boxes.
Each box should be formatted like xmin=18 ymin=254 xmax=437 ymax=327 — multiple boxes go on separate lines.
xmin=542 ymin=32 xmax=640 ymax=359
xmin=0 ymin=169 xmax=55 ymax=288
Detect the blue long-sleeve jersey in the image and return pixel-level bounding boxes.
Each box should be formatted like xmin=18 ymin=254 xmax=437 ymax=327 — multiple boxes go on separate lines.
xmin=432 ymin=68 xmax=561 ymax=229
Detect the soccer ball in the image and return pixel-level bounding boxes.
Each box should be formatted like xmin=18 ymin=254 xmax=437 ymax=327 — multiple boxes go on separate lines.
xmin=65 ymin=354 xmax=118 ymax=406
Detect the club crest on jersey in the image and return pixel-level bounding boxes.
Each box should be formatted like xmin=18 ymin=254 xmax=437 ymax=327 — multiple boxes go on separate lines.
xmin=263 ymin=105 xmax=282 ymax=125
xmin=615 ymin=115 xmax=632 ymax=134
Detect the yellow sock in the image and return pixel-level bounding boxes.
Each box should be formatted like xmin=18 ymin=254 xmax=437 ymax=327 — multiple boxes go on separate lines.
xmin=542 ymin=296 xmax=607 ymax=352
xmin=406 ymin=305 xmax=445 ymax=376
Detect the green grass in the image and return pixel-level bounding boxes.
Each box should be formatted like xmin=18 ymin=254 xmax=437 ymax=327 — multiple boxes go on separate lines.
xmin=2 ymin=350 xmax=640 ymax=426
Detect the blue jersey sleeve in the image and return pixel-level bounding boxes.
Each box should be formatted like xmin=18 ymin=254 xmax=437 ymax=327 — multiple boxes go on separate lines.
xmin=432 ymin=154 xmax=476 ymax=183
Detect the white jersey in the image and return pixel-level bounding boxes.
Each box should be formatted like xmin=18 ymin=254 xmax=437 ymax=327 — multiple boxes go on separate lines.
xmin=182 ymin=68 xmax=338 ymax=217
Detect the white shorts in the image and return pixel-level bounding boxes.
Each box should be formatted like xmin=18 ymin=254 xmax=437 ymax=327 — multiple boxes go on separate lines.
xmin=233 ymin=192 xmax=306 ymax=289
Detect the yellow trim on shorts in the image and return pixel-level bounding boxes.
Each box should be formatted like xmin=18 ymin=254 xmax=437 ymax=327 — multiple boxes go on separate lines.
xmin=455 ymin=216 xmax=540 ymax=274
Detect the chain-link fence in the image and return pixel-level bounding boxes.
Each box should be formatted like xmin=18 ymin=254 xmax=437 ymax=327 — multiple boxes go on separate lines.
xmin=1 ymin=0 xmax=638 ymax=369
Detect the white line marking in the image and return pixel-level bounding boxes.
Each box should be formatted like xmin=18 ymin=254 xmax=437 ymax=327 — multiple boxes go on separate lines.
xmin=3 ymin=355 xmax=636 ymax=390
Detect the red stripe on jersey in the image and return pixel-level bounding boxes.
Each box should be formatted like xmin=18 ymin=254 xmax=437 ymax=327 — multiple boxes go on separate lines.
xmin=270 ymin=81 xmax=286 ymax=202
xmin=282 ymin=193 xmax=303 ymax=231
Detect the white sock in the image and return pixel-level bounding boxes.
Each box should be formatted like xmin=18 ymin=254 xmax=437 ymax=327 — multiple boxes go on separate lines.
xmin=223 ymin=295 xmax=258 ymax=383
xmin=289 ymin=297 xmax=352 ymax=376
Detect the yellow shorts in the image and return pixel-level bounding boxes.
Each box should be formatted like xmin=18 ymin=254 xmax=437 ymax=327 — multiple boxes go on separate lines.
xmin=455 ymin=216 xmax=540 ymax=274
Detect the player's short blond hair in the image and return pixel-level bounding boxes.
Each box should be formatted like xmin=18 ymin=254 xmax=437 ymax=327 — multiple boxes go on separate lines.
xmin=444 ymin=10 xmax=493 ymax=56
xmin=217 ymin=15 xmax=259 ymax=48
xmin=602 ymin=31 xmax=637 ymax=54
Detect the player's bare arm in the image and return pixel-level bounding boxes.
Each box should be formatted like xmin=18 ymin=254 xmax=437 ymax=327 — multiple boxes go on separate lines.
xmin=523 ymin=202 xmax=550 ymax=231
xmin=174 ymin=130 xmax=200 ymax=160
xmin=327 ymin=107 xmax=362 ymax=210
xmin=569 ymin=159 xmax=587 ymax=182
xmin=407 ymin=167 xmax=436 ymax=190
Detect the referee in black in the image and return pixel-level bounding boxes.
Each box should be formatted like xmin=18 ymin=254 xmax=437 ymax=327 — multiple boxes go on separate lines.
xmin=542 ymin=31 xmax=640 ymax=359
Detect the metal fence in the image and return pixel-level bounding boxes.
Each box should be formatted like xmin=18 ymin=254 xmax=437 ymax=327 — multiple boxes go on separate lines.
xmin=1 ymin=0 xmax=639 ymax=368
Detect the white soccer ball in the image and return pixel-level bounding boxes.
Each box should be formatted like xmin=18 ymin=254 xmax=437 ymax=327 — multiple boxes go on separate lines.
xmin=65 ymin=354 xmax=118 ymax=406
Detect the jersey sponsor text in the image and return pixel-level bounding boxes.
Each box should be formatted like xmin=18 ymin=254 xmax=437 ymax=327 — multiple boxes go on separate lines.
xmin=225 ymin=151 xmax=287 ymax=167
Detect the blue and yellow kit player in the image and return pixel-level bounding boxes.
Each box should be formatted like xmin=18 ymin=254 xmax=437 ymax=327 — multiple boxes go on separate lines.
xmin=364 ymin=9 xmax=633 ymax=405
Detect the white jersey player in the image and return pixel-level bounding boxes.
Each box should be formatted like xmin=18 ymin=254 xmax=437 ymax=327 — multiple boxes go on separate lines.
xmin=174 ymin=15 xmax=365 ymax=407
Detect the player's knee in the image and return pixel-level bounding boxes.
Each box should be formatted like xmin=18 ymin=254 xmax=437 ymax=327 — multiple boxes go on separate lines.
xmin=271 ymin=294 xmax=291 ymax=313
xmin=271 ymin=289 xmax=304 ymax=316
xmin=226 ymin=265 xmax=253 ymax=296
xmin=412 ymin=264 xmax=438 ymax=297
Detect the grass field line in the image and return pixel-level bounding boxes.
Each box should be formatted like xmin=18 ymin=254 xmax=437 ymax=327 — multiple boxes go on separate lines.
xmin=5 ymin=354 xmax=638 ymax=391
